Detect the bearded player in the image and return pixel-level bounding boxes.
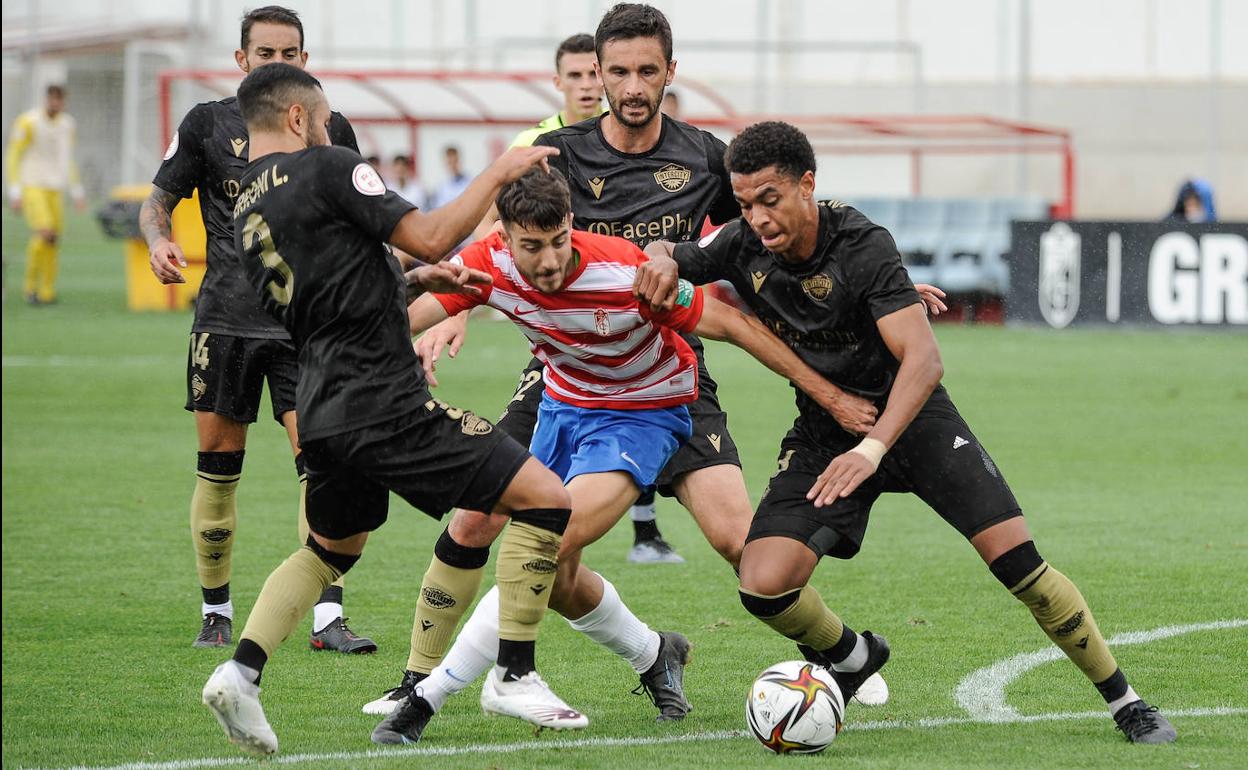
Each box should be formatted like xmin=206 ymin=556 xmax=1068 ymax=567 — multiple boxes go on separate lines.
xmin=203 ymin=62 xmax=579 ymax=756
xmin=140 ymin=5 xmax=374 ymax=653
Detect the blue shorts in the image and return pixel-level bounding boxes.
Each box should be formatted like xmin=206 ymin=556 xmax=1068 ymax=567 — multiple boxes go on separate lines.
xmin=530 ymin=393 xmax=693 ymax=490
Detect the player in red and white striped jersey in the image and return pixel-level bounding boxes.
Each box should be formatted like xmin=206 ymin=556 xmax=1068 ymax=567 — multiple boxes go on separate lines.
xmin=374 ymin=168 xmax=861 ymax=742
xmin=435 ymin=228 xmax=702 ymax=410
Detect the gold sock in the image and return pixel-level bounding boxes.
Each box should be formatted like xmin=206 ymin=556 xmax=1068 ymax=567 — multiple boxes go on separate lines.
xmin=742 ymin=585 xmax=845 ymax=650
xmin=191 ymin=454 xmax=242 ymax=592
xmin=240 ymin=546 xmax=343 ymax=657
xmin=1011 ymin=563 xmax=1119 ymax=683
xmin=406 ymin=550 xmax=487 ymax=673
xmin=495 ymin=521 xmax=561 ymax=642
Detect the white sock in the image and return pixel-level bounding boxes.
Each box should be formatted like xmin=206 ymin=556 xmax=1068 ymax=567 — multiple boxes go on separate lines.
xmin=630 ymin=502 xmax=657 ymax=523
xmin=420 ymin=587 xmax=499 ymax=713
xmin=1108 ymin=686 xmax=1141 ymax=716
xmin=228 ymin=659 xmax=260 ymax=685
xmin=202 ymin=600 xmax=233 ymax=620
xmin=830 ymin=632 xmax=869 ymax=673
xmin=566 ymin=573 xmax=661 ymax=673
xmin=313 ymin=601 xmax=343 ymax=634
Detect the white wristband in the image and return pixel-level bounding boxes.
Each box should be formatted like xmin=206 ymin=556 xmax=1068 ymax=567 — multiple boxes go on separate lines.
xmin=848 ymin=437 xmax=887 ymax=471
xmin=8 ymin=184 xmax=20 ymax=203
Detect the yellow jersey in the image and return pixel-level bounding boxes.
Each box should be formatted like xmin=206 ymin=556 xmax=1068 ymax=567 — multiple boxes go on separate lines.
xmin=6 ymin=108 xmax=80 ymax=193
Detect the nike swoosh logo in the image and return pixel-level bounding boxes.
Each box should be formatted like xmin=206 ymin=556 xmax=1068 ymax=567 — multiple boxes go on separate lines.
xmin=620 ymin=452 xmax=641 ymax=471
xmin=513 ymin=306 xmax=539 ymax=317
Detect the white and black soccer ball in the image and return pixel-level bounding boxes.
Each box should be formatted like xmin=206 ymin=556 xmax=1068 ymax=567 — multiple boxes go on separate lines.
xmin=746 ymin=660 xmax=845 ymax=754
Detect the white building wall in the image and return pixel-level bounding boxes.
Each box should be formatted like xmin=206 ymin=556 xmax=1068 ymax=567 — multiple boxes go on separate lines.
xmin=3 ymin=0 xmax=1244 ymax=217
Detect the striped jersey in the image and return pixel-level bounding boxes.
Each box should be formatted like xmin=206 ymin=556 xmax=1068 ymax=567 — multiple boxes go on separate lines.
xmin=435 ymin=230 xmax=704 ymax=410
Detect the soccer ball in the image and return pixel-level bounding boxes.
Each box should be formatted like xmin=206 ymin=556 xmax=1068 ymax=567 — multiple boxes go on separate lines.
xmin=746 ymin=660 xmax=844 ymax=754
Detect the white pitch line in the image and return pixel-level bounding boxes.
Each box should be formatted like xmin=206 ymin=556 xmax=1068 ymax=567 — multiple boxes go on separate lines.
xmin=23 ymin=706 xmax=1247 ymax=770
xmin=954 ymin=618 xmax=1248 ymax=721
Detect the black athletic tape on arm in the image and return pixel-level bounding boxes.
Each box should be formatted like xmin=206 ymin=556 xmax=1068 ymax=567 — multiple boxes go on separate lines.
xmin=304 ymin=534 xmax=361 ymax=575
xmin=509 ymin=507 xmax=571 ymax=535
xmin=988 ymin=540 xmax=1044 ymax=589
xmin=739 ymin=588 xmax=801 ymax=618
xmin=433 ymin=528 xmax=491 ymax=569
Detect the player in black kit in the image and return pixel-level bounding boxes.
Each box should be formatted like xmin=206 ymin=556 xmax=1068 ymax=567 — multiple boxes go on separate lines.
xmin=140 ymin=6 xmax=374 ymax=653
xmin=636 ymin=121 xmax=1176 ymax=744
xmin=199 ymin=63 xmax=583 ymax=756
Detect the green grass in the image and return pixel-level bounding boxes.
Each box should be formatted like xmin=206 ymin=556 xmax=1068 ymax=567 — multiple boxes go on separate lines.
xmin=3 ymin=209 xmax=1247 ymax=769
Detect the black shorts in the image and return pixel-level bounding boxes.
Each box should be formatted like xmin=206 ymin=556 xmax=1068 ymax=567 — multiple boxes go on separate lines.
xmin=748 ymin=389 xmax=1022 ymax=559
xmin=301 ymin=395 xmax=531 ymax=539
xmin=495 ymin=340 xmax=742 ymax=498
xmin=184 ymin=332 xmax=297 ymax=425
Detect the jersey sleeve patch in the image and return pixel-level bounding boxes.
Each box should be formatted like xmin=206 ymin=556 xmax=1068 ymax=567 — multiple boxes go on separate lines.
xmin=675 ymin=278 xmax=695 ymax=308
xmin=162 ymin=131 xmax=180 ymax=161
xmin=352 ymin=162 xmax=386 ymax=196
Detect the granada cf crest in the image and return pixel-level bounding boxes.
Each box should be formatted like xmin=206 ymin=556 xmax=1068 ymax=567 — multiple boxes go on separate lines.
xmin=594 ymin=308 xmax=610 ymax=336
xmin=653 ymin=163 xmax=691 ymax=192
xmin=1038 ymin=222 xmax=1081 ymax=329
xmin=801 ymin=274 xmax=834 ymax=301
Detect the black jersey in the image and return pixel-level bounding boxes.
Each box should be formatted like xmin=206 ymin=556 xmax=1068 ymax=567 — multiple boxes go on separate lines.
xmin=154 ymin=96 xmax=358 ymax=339
xmin=232 ymin=145 xmax=420 ymax=442
xmin=534 ymin=114 xmax=739 ymax=247
xmin=673 ymin=203 xmax=923 ymax=421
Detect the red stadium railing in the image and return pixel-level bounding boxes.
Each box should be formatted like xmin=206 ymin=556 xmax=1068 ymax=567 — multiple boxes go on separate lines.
xmin=159 ymin=69 xmax=1075 ymax=217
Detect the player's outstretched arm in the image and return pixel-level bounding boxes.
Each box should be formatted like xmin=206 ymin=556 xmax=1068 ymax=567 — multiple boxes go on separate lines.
xmin=407 ymin=294 xmax=452 ymax=386
xmin=806 ymin=303 xmax=942 ymax=506
xmin=412 ymin=310 xmax=472 ymax=387
xmin=139 ymin=185 xmax=188 ymax=284
xmin=693 ymin=295 xmax=878 ymax=436
xmin=636 ymin=241 xmax=681 ymax=312
xmin=387 ymin=146 xmax=558 ymax=261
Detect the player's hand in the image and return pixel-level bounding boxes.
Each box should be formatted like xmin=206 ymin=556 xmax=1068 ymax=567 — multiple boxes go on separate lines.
xmin=414 ymin=312 xmax=470 ymax=387
xmin=8 ymin=185 xmax=21 ymax=213
xmin=149 ymin=237 xmax=188 ymax=284
xmin=407 ymin=262 xmax=492 ymax=297
xmin=810 ymin=387 xmax=877 ymax=436
xmin=807 ymin=452 xmax=877 ymax=507
xmin=914 ymin=283 xmax=947 ymax=317
xmin=634 ymin=252 xmax=680 ymax=312
xmin=71 ymin=187 xmax=87 ymax=213
xmin=490 ymin=145 xmax=561 ymax=184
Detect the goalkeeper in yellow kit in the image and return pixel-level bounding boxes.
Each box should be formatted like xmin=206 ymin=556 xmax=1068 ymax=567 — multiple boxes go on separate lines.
xmin=6 ymin=84 xmax=85 ymax=305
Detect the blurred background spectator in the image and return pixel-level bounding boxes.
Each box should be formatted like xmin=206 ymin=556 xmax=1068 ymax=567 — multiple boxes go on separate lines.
xmin=389 ymin=154 xmax=427 ymax=209
xmin=429 ymin=145 xmax=470 ymax=210
xmin=1167 ymin=179 xmax=1217 ymax=223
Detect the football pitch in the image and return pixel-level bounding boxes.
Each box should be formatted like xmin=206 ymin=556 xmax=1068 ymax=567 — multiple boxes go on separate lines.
xmin=3 ymin=210 xmax=1246 ymax=769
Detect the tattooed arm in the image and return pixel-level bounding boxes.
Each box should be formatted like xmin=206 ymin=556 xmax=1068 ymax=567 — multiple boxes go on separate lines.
xmin=141 ymin=185 xmax=189 ymax=284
